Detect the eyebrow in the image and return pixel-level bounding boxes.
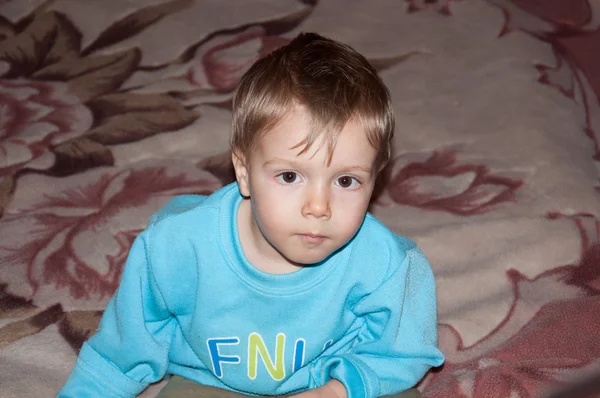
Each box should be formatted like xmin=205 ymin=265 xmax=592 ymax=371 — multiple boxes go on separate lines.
xmin=263 ymin=158 xmax=373 ymax=174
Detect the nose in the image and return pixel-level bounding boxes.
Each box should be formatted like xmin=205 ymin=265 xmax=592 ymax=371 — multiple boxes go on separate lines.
xmin=302 ymin=184 xmax=331 ymax=219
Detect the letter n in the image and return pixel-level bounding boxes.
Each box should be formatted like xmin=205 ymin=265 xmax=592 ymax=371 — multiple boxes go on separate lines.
xmin=248 ymin=332 xmax=286 ymax=380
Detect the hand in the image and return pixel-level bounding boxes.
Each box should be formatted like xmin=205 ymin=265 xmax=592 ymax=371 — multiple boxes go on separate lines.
xmin=287 ymin=379 xmax=347 ymax=398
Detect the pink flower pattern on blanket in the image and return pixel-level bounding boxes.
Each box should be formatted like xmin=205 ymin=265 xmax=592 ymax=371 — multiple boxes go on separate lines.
xmin=422 ymin=213 xmax=600 ymax=397
xmin=0 ymin=0 xmax=599 ymax=396
xmin=385 ymin=150 xmax=524 ymax=215
xmin=492 ymin=0 xmax=600 ymax=160
xmin=405 ymin=0 xmax=463 ymax=15
xmin=190 ymin=26 xmax=290 ymax=91
xmin=0 ymin=79 xmax=92 ymax=176
xmin=0 ymin=164 xmax=220 ymax=299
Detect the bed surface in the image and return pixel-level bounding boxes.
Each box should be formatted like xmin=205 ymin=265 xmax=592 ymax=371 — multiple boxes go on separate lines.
xmin=1 ymin=0 xmax=599 ymax=396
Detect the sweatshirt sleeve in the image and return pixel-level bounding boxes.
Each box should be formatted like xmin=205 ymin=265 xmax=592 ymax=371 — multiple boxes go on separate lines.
xmin=308 ymin=240 xmax=445 ymax=398
xmin=58 ymin=229 xmax=176 ymax=397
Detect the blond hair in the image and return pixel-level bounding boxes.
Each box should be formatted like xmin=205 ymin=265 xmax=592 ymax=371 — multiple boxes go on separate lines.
xmin=231 ymin=32 xmax=395 ymax=171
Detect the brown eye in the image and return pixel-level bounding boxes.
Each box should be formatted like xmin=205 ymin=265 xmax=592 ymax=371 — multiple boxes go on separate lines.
xmin=337 ymin=176 xmax=357 ymax=188
xmin=278 ymin=172 xmax=299 ymax=184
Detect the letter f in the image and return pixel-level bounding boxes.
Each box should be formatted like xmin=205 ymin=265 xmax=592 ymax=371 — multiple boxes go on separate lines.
xmin=207 ymin=337 xmax=241 ymax=378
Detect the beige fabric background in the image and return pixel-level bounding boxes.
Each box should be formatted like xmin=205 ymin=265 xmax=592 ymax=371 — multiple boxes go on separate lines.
xmin=0 ymin=0 xmax=599 ymax=396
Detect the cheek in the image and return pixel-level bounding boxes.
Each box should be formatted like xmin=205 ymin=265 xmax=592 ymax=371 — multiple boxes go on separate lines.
xmin=252 ymin=188 xmax=293 ymax=232
xmin=334 ymin=194 xmax=371 ymax=232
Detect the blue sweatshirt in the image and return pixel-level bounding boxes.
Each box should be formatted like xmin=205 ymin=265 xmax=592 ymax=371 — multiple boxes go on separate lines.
xmin=59 ymin=183 xmax=444 ymax=397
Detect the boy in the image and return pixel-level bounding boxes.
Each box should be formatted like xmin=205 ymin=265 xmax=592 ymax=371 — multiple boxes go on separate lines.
xmin=59 ymin=33 xmax=444 ymax=398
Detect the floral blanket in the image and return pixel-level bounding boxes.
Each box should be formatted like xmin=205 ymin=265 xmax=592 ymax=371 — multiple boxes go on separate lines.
xmin=1 ymin=0 xmax=599 ymax=397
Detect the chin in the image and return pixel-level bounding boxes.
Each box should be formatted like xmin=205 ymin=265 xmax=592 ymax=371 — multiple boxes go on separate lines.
xmin=285 ymin=250 xmax=333 ymax=267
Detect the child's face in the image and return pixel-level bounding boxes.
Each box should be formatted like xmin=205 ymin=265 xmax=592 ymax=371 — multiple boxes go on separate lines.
xmin=234 ymin=105 xmax=378 ymax=268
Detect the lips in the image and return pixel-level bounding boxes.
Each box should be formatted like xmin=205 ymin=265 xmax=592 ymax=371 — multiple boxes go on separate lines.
xmin=300 ymin=234 xmax=327 ymax=244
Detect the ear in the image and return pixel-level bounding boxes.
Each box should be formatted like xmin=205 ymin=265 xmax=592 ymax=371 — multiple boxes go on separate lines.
xmin=232 ymin=150 xmax=250 ymax=198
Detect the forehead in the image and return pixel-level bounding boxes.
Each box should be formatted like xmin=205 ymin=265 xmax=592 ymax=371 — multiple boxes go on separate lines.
xmin=255 ymin=106 xmax=377 ymax=166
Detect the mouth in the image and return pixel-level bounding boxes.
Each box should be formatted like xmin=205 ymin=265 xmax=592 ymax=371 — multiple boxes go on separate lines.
xmin=300 ymin=233 xmax=327 ymax=244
